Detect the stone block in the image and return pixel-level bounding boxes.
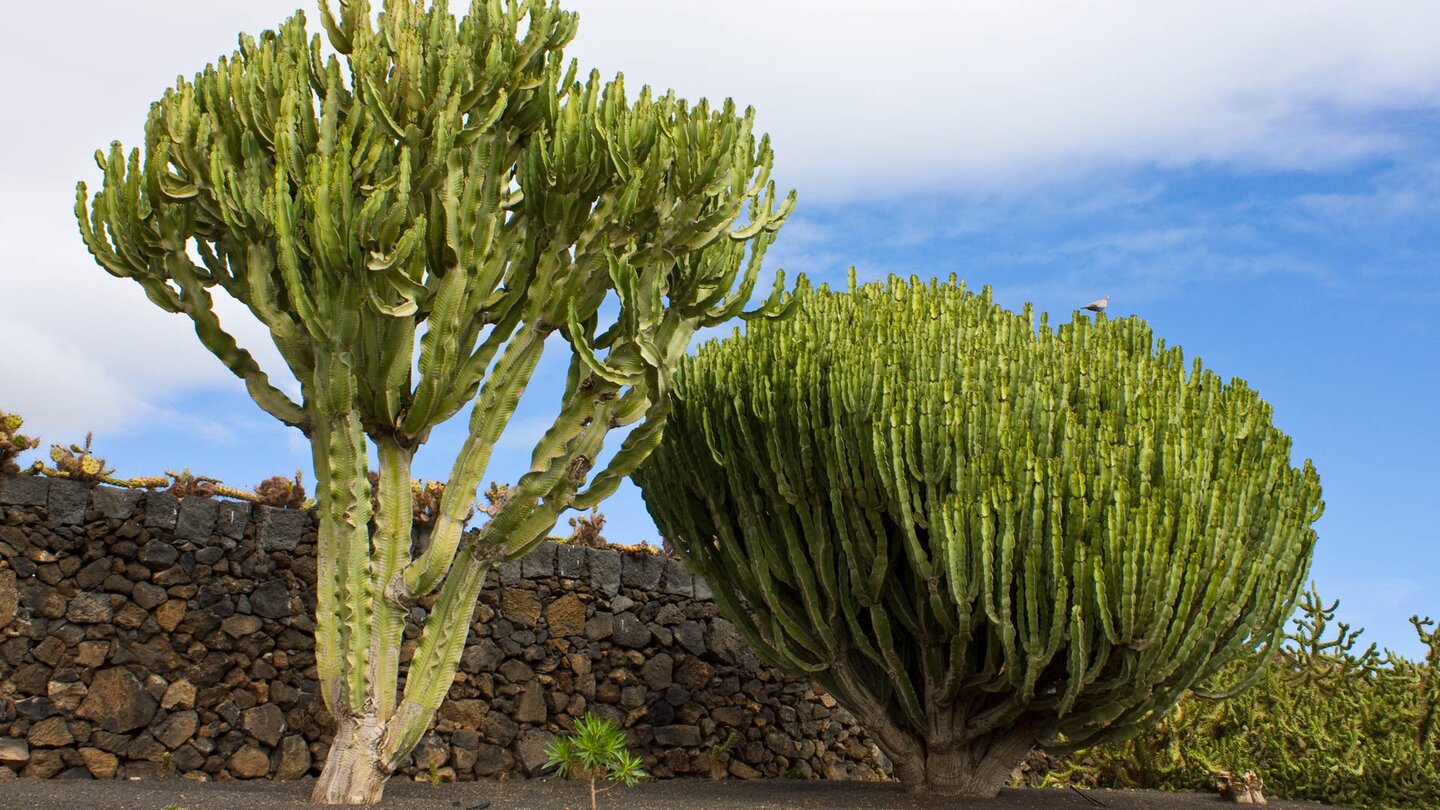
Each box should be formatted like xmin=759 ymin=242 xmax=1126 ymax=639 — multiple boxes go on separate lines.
xmin=0 ymin=737 xmax=30 ymax=764
xmin=613 ymin=612 xmax=652 ymax=649
xmin=556 ymin=543 xmax=586 ymax=579
xmin=660 ymin=558 xmax=694 ymax=597
xmin=515 ymin=729 xmax=557 ymax=776
xmin=496 ymin=558 xmax=522 ymax=586
xmin=544 ymin=593 xmax=586 ymax=638
xmin=214 ymin=501 xmax=251 ymax=540
xmin=175 ymin=497 xmax=219 ymax=541
xmin=621 ymin=552 xmax=665 ymax=590
xmin=588 ymin=548 xmax=621 ymax=598
xmin=501 ymin=588 xmax=541 ymax=627
xmin=653 ymin=724 xmax=702 ymax=747
xmin=144 ymin=493 xmax=179 ymax=531
xmin=250 ymin=579 xmax=293 ymax=619
xmin=46 ymin=479 xmax=90 ymax=527
xmin=66 ymin=592 xmax=112 ymax=624
xmin=693 ymin=575 xmax=713 ymax=601
xmin=90 ymin=486 xmax=142 ymax=520
xmin=275 ymin=735 xmax=311 ymax=781
xmin=0 ymin=569 xmax=16 ymax=629
xmin=255 ymin=505 xmax=307 ymax=551
xmin=0 ymin=474 xmax=48 ymax=507
xmin=520 ymin=540 xmax=556 ymax=579
xmin=75 ymin=668 xmax=157 ymax=733
xmin=515 ymin=681 xmax=547 ymax=724
xmin=242 ymin=703 xmax=286 ymax=746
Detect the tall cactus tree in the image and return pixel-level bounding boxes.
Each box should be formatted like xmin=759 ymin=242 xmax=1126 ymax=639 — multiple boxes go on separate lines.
xmin=635 ymin=275 xmax=1323 ymax=797
xmin=75 ymin=1 xmax=792 ymax=802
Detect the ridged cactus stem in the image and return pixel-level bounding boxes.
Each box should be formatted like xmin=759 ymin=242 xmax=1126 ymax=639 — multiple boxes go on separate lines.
xmin=379 ymin=406 xmax=621 ymax=758
xmin=397 ymin=327 xmax=548 ymax=602
xmin=310 ymin=355 xmax=377 ymax=719
xmin=310 ymin=421 xmax=344 ymax=715
xmin=368 ymin=436 xmax=413 ymax=722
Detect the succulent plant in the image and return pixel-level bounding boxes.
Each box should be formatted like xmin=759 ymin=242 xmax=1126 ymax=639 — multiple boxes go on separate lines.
xmin=28 ymin=432 xmax=168 ymax=489
xmin=544 ymin=713 xmax=647 ymax=810
xmin=1036 ymin=587 xmax=1440 ymax=810
xmin=0 ymin=411 xmax=41 ymax=474
xmin=636 ymin=274 xmax=1323 ymax=797
xmin=566 ymin=509 xmax=606 ymax=548
xmin=164 ymin=468 xmax=223 ymax=499
xmin=74 ymin=0 xmax=791 ymax=802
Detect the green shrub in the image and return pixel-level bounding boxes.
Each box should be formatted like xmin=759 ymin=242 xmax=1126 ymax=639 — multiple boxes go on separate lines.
xmin=1036 ymin=587 xmax=1440 ymax=810
xmin=545 ymin=713 xmax=647 ymax=810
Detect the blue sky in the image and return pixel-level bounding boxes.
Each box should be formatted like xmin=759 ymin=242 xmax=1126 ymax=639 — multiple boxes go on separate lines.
xmin=1 ymin=2 xmax=1437 ymax=659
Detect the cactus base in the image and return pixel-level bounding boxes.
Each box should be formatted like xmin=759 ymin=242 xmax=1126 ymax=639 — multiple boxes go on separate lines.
xmin=896 ymin=731 xmax=1040 ymax=797
xmin=312 ymin=714 xmax=390 ymax=805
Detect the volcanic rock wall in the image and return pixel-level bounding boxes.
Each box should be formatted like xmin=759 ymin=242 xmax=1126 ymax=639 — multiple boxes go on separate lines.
xmin=0 ymin=473 xmax=887 ymax=782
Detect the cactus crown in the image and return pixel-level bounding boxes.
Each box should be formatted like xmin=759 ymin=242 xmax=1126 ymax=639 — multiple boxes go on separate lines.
xmin=76 ymin=0 xmax=793 ymax=441
xmin=636 ymin=274 xmax=1323 ymax=757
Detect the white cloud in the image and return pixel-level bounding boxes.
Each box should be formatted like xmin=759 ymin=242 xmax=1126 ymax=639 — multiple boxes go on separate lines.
xmin=3 ymin=0 xmax=1439 ymax=438
xmin=564 ymin=0 xmax=1440 ymax=199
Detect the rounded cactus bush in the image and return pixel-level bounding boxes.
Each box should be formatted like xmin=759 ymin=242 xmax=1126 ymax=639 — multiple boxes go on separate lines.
xmin=634 ymin=274 xmax=1323 ymax=797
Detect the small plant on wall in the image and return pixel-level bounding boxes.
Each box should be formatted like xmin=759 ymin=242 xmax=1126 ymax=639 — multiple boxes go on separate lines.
xmin=544 ymin=713 xmax=647 ymax=810
xmin=0 ymin=411 xmax=40 ymax=474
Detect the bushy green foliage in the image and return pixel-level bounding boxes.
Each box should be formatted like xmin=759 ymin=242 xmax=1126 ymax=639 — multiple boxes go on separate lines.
xmin=1037 ymin=587 xmax=1440 ymax=810
xmin=635 ymin=274 xmax=1323 ymax=796
xmin=544 ymin=713 xmax=646 ymax=810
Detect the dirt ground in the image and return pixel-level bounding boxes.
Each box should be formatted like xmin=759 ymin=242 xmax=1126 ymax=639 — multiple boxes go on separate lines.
xmin=0 ymin=777 xmax=1354 ymax=810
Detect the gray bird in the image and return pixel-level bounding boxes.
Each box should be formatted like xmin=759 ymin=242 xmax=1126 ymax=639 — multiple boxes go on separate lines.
xmin=1081 ymin=295 xmax=1109 ymax=313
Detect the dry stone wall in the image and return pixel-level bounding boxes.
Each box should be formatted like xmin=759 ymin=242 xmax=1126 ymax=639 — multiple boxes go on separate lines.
xmin=0 ymin=473 xmax=887 ymax=783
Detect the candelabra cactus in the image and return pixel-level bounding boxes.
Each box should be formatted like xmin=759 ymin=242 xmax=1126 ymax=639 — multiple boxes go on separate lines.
xmin=634 ymin=274 xmax=1323 ymax=797
xmin=74 ymin=0 xmax=792 ymax=803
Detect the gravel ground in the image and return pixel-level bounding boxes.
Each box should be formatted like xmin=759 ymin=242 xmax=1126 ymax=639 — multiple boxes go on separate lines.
xmin=0 ymin=777 xmax=1353 ymax=810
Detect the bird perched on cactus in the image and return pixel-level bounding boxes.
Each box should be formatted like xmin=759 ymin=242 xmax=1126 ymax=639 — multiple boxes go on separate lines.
xmin=74 ymin=0 xmax=792 ymax=802
xmin=1081 ymin=294 xmax=1109 ymax=313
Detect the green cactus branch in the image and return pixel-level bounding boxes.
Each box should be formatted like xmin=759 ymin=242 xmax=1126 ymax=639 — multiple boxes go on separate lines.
xmin=635 ymin=274 xmax=1322 ymax=798
xmin=74 ymin=0 xmax=793 ymax=803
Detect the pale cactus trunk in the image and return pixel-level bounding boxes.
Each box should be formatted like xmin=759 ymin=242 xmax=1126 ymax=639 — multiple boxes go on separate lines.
xmin=312 ymin=715 xmax=390 ymax=804
xmin=309 ymin=427 xmax=505 ymax=804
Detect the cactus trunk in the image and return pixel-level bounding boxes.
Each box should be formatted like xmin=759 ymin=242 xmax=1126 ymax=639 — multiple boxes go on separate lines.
xmin=913 ymin=732 xmax=1040 ymax=797
xmin=312 ymin=714 xmax=389 ymax=805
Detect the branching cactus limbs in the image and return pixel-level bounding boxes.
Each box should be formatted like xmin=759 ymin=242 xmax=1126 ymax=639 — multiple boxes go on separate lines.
xmin=635 ymin=275 xmax=1323 ymax=798
xmin=75 ymin=1 xmax=793 ymax=803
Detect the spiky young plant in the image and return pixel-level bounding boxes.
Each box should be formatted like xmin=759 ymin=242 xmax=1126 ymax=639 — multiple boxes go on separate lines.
xmin=635 ymin=275 xmax=1323 ymax=797
xmin=544 ymin=713 xmax=647 ymax=810
xmin=74 ymin=0 xmax=792 ymax=802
